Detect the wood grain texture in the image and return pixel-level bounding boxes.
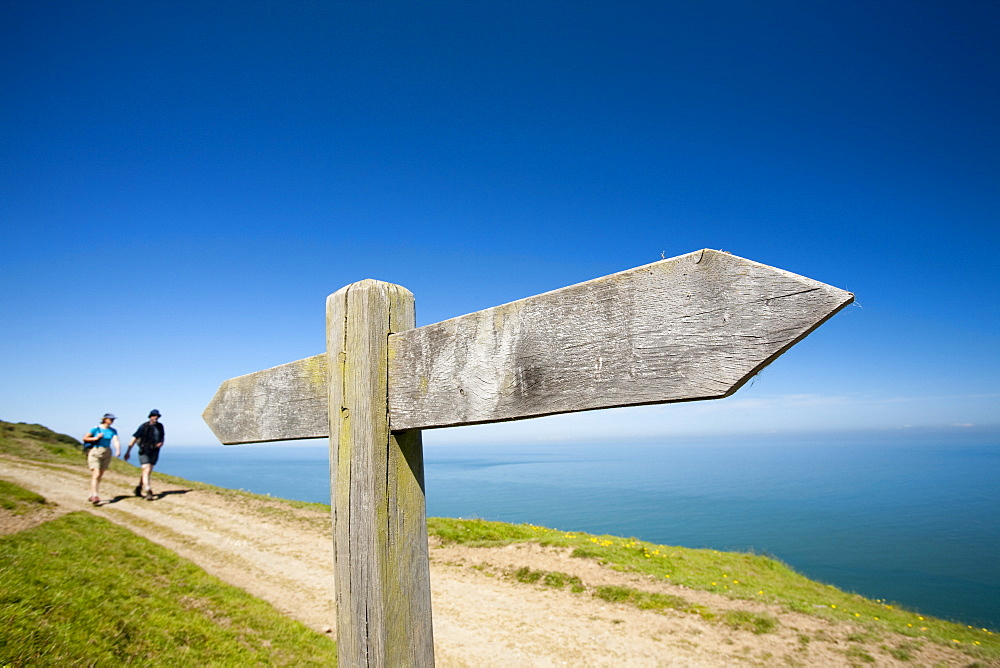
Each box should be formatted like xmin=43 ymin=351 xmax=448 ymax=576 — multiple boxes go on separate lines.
xmin=327 ymin=280 xmax=434 ymax=668
xmin=387 ymin=249 xmax=854 ymax=430
xmin=202 ymin=354 xmax=328 ymax=444
xmin=201 ymin=251 xmax=854 ymax=666
xmin=203 ymin=249 xmax=854 ymax=442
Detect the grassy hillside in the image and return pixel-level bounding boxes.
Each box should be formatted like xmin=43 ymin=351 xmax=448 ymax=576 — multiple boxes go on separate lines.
xmin=429 ymin=517 xmax=998 ymax=660
xmin=0 ymin=419 xmax=257 ymax=495
xmin=0 ymin=478 xmax=49 ymax=514
xmin=0 ymin=420 xmax=339 ymax=665
xmin=2 ymin=419 xmax=998 ymax=664
xmin=0 ymin=507 xmax=338 ymax=666
xmin=0 ymin=420 xmax=88 ymax=463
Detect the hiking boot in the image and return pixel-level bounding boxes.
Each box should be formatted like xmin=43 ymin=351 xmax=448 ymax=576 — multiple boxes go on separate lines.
xmin=134 ymin=484 xmax=142 ymax=497
xmin=144 ymin=488 xmax=154 ymax=501
xmin=89 ymin=496 xmax=99 ymax=505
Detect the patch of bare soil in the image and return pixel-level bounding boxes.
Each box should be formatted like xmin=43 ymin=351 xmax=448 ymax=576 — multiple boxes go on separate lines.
xmin=0 ymin=454 xmax=987 ymax=667
xmin=0 ymin=502 xmax=67 ymax=535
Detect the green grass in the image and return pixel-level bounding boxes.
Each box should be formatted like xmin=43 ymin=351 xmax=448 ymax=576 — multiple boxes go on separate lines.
xmin=428 ymin=517 xmax=1000 ymax=661
xmin=5 ymin=420 xmax=999 ymax=662
xmin=721 ymin=610 xmax=778 ymax=634
xmin=0 ymin=420 xmax=87 ymax=464
xmin=593 ymin=584 xmax=713 ymax=617
xmin=512 ymin=566 xmax=585 ymax=592
xmin=0 ymin=478 xmax=50 ymax=514
xmin=845 ymin=644 xmax=877 ymax=663
xmin=882 ymin=640 xmax=920 ymax=661
xmin=0 ymin=511 xmax=337 ymax=666
xmin=509 ymin=566 xmax=758 ymax=627
xmin=506 ymin=566 xmax=783 ymax=633
xmin=0 ymin=419 xmax=332 ymax=507
xmin=0 ymin=419 xmax=148 ymax=482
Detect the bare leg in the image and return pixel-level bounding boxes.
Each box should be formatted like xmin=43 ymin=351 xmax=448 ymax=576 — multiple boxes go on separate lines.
xmin=90 ymin=468 xmax=102 ymax=501
xmin=141 ymin=464 xmax=154 ymax=497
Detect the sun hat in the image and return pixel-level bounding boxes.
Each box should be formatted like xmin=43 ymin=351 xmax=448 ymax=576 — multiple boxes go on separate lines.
xmin=149 ymin=409 xmax=161 ymax=417
xmin=103 ymin=413 xmax=117 ymax=420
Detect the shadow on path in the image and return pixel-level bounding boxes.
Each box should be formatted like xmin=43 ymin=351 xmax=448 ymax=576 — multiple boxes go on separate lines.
xmin=150 ymin=489 xmax=192 ymax=501
xmin=100 ymin=489 xmax=191 ymax=504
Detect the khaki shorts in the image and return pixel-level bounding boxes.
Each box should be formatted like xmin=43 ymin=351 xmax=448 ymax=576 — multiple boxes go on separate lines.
xmin=87 ymin=447 xmax=112 ymax=471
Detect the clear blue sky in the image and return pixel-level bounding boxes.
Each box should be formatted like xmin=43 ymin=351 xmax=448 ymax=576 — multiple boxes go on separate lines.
xmin=2 ymin=1 xmax=997 ymax=446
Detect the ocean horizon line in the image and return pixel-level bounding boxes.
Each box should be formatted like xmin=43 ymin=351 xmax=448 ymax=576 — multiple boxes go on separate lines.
xmin=167 ymin=422 xmax=1000 ymax=450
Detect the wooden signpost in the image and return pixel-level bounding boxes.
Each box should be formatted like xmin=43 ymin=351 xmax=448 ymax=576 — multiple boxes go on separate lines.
xmin=203 ymin=249 xmax=853 ymax=667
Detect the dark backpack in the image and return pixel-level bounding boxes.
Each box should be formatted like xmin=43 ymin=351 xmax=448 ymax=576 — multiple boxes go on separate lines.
xmin=82 ymin=426 xmax=102 ymax=449
xmin=137 ymin=423 xmax=162 ymax=453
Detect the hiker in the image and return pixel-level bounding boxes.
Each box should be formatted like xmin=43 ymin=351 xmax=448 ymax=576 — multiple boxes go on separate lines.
xmin=125 ymin=409 xmax=165 ymax=500
xmin=82 ymin=413 xmax=121 ymax=505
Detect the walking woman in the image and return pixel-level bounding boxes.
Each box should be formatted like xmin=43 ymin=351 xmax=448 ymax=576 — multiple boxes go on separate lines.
xmin=82 ymin=413 xmax=121 ymax=504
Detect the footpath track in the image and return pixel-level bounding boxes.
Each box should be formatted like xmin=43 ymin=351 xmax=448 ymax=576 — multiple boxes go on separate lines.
xmin=0 ymin=454 xmax=978 ymax=667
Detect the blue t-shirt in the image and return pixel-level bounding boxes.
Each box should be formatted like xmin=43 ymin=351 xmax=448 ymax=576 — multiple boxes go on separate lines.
xmin=89 ymin=426 xmax=117 ymax=448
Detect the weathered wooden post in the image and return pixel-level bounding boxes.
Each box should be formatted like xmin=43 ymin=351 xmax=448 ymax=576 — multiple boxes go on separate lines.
xmin=326 ymin=280 xmax=433 ymax=665
xmin=203 ymin=249 xmax=854 ymax=667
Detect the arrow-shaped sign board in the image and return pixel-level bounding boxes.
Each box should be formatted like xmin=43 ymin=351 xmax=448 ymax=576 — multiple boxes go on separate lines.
xmin=204 ymin=249 xmax=853 ymax=444
xmin=203 ymin=248 xmax=853 ymax=667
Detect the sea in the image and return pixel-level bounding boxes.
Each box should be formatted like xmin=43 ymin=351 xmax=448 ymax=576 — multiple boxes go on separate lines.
xmin=161 ymin=432 xmax=1000 ymax=631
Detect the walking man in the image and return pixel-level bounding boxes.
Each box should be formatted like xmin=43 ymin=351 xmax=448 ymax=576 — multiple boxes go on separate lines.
xmin=82 ymin=413 xmax=121 ymax=505
xmin=125 ymin=409 xmax=165 ymax=500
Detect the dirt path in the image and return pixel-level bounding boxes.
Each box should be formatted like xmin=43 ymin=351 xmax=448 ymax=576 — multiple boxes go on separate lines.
xmin=1 ymin=454 xmax=981 ymax=667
